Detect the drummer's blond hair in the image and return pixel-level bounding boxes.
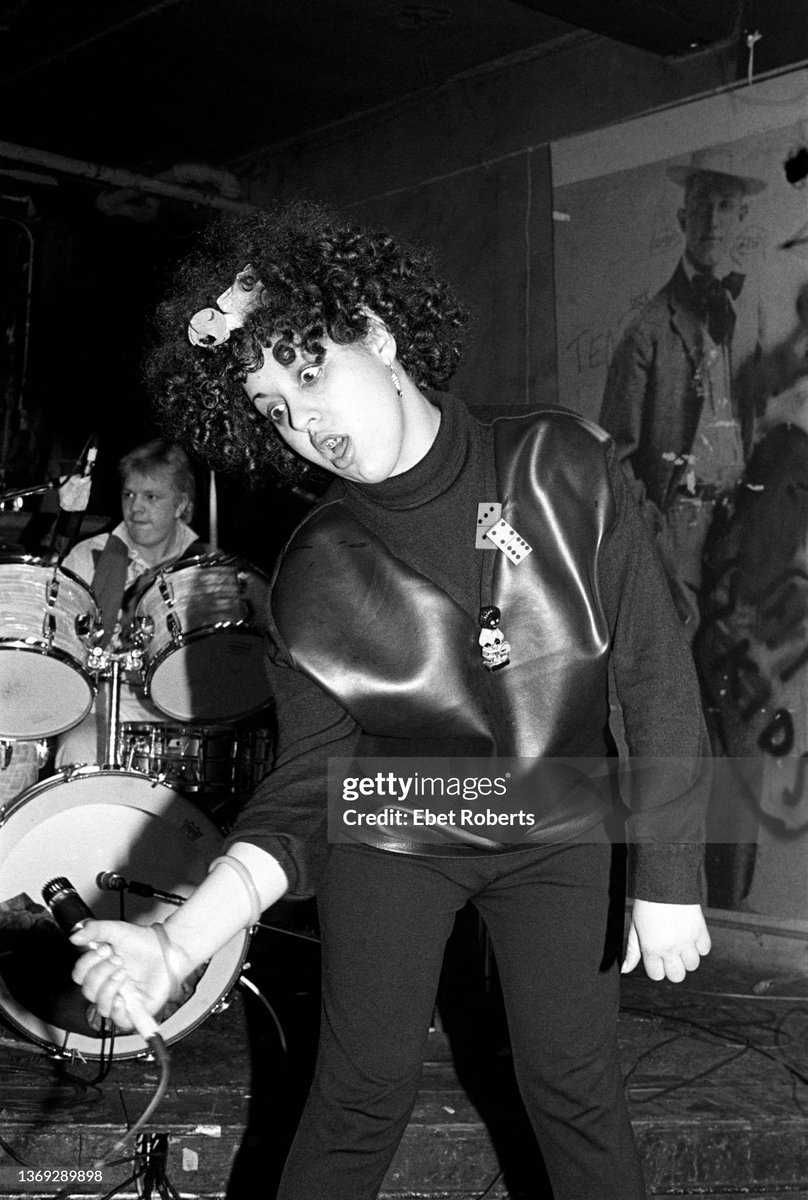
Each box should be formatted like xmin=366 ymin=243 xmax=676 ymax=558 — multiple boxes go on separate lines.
xmin=119 ymin=440 xmax=195 ymax=524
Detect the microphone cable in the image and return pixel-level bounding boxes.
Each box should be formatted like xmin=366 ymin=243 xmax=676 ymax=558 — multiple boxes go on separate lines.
xmin=46 ymin=1035 xmax=170 ymax=1200
xmin=41 ymin=878 xmax=172 ymax=1198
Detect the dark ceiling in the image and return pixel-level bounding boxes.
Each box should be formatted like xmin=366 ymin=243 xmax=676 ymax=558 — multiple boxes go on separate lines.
xmin=0 ymin=0 xmax=575 ymax=173
xmin=0 ymin=0 xmax=745 ymax=181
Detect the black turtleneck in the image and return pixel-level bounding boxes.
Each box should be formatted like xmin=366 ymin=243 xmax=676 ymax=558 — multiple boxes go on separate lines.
xmin=228 ymin=392 xmax=705 ymax=907
xmin=339 ymin=391 xmax=487 ymax=619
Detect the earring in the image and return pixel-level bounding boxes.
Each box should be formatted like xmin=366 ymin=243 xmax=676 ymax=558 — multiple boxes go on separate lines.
xmin=389 ymin=364 xmax=403 ymax=398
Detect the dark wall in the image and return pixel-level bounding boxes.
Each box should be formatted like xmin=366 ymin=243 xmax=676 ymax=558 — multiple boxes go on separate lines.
xmin=240 ymin=16 xmax=808 ymax=413
xmin=351 ymin=149 xmax=556 ymax=409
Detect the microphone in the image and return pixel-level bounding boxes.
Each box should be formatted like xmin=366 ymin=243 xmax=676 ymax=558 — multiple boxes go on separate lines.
xmin=42 ymin=876 xmax=95 ymax=933
xmin=97 ymin=871 xmax=126 ymax=892
xmin=97 ymin=871 xmax=185 ymax=906
xmin=41 ymin=876 xmax=159 ymax=1041
xmin=81 ymin=435 xmax=99 ymax=478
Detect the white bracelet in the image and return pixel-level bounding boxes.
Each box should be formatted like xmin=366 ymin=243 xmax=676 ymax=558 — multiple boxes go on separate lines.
xmin=150 ymin=921 xmax=182 ymax=998
xmin=208 ymin=854 xmax=262 ymax=927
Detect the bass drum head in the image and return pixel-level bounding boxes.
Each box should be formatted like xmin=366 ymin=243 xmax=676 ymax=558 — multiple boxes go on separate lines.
xmin=146 ymin=629 xmax=273 ymax=722
xmin=0 ymin=645 xmax=94 ymax=738
xmin=0 ymin=769 xmax=247 ymax=1060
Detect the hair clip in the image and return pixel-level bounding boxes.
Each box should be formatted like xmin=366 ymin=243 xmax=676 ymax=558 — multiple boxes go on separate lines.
xmin=187 ymin=264 xmax=264 ymax=348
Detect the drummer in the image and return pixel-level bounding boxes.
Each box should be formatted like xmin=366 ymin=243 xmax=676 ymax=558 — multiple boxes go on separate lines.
xmin=55 ymin=440 xmax=207 ymax=767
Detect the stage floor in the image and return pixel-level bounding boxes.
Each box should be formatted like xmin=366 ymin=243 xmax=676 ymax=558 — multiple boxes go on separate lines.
xmin=1 ymin=917 xmax=808 ymax=1199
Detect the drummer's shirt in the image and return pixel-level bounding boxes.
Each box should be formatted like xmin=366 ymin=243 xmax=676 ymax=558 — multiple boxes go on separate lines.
xmin=62 ymin=520 xmax=200 ymax=649
xmin=56 ymin=522 xmax=200 ymax=764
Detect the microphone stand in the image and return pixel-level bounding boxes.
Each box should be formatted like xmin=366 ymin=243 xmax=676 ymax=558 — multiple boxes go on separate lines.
xmin=0 ymin=479 xmax=57 ymax=506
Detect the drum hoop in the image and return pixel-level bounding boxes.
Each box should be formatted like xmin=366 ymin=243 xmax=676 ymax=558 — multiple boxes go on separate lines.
xmin=0 ymin=554 xmax=98 ymax=603
xmin=0 ymin=639 xmax=96 ymax=672
xmin=139 ymin=552 xmax=272 ymax=585
xmin=120 ymin=721 xmax=237 ymax=735
xmin=0 ymin=764 xmax=193 ymax=823
xmin=0 ymin=767 xmax=250 ymax=1059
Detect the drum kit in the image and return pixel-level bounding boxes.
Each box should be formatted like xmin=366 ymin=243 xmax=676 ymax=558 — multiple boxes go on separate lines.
xmin=0 ymin=549 xmax=275 ymax=1060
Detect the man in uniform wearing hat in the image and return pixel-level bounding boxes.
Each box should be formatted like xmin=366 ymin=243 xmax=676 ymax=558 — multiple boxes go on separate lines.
xmin=599 ymin=146 xmax=769 ymax=640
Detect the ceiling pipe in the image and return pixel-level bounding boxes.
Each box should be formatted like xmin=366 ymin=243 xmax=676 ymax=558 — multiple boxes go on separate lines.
xmin=0 ymin=139 xmax=260 ymax=215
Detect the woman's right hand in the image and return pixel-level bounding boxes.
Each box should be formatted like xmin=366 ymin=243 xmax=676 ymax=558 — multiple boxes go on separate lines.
xmin=70 ymin=920 xmax=189 ymax=1032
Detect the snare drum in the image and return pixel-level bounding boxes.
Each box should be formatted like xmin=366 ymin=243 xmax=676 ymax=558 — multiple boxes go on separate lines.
xmin=120 ymin=722 xmax=273 ymax=798
xmin=0 ymin=556 xmax=98 ymax=738
xmin=0 ymin=768 xmax=248 ymax=1059
xmin=135 ymin=555 xmax=272 ymax=722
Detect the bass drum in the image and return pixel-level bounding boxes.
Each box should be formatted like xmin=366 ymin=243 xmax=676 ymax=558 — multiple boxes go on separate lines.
xmin=0 ymin=768 xmax=248 ymax=1060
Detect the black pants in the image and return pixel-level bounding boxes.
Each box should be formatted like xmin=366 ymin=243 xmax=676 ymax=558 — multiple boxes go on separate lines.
xmin=275 ymin=840 xmax=646 ymax=1200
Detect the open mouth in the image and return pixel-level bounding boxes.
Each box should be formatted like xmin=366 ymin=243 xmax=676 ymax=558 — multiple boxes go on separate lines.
xmin=314 ymin=434 xmax=352 ymax=467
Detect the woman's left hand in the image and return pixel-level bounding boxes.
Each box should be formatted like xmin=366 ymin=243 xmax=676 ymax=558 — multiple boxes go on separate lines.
xmin=621 ymin=899 xmax=711 ymax=982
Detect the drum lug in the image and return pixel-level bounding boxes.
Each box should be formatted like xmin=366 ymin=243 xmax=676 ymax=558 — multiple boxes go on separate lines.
xmin=167 ymin=612 xmax=183 ymax=642
xmin=211 ymin=994 xmax=233 ymax=1015
xmin=75 ymin=611 xmax=96 ymax=637
xmin=40 ymin=569 xmax=61 ymax=646
xmin=35 ymin=738 xmax=52 ymax=770
xmin=75 ymin=613 xmax=104 ymax=659
xmin=158 ymin=575 xmax=175 ymax=606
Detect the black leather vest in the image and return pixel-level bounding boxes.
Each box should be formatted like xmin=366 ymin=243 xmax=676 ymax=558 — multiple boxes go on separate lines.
xmin=270 ymin=410 xmax=617 ymax=850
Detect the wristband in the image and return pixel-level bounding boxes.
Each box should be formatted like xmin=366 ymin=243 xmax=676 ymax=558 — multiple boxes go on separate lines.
xmin=208 ymin=854 xmax=262 ymax=927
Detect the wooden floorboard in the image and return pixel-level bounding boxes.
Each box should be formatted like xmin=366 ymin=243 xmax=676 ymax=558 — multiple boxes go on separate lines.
xmin=1 ymin=929 xmax=808 ymax=1198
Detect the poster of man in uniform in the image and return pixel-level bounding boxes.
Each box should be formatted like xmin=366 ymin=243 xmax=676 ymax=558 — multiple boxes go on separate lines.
xmin=551 ymin=70 xmax=808 ymax=918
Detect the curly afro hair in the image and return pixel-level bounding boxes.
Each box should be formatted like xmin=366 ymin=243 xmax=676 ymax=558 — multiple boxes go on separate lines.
xmin=144 ymin=201 xmax=470 ymax=481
